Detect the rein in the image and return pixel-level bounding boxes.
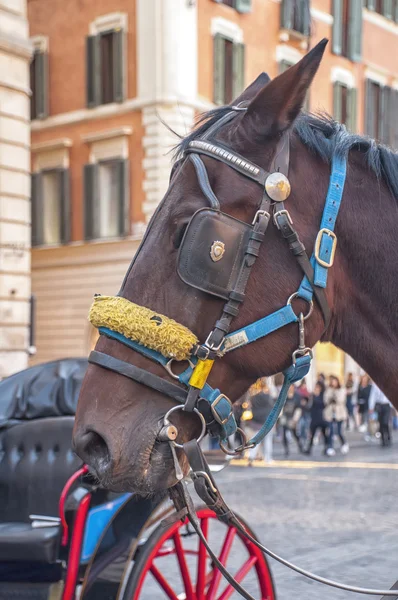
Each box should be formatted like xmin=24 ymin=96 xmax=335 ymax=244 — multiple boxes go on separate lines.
xmin=88 ymin=108 xmax=398 ymax=597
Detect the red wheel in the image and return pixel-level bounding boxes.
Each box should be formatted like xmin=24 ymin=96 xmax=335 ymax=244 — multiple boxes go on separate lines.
xmin=123 ymin=507 xmax=276 ymax=600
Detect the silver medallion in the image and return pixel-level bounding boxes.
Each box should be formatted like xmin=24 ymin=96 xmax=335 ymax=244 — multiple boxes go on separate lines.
xmin=265 ymin=172 xmax=291 ymax=202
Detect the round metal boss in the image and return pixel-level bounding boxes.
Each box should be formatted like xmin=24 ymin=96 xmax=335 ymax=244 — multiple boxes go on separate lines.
xmin=265 ymin=172 xmax=291 ymax=202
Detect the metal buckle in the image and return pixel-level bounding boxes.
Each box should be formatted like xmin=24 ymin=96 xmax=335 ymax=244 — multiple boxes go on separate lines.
xmin=165 ymin=358 xmax=194 ymax=380
xmin=273 ymin=209 xmax=293 ymax=229
xmin=211 ymin=394 xmax=233 ymax=426
xmin=314 ymin=228 xmax=337 ymax=268
xmin=252 ymin=209 xmax=270 ymax=225
xmin=292 ymin=312 xmax=314 ymax=364
xmin=204 ymin=331 xmax=224 ymax=352
xmin=292 ymin=347 xmax=313 ymax=365
xmin=163 ymin=405 xmax=207 ymax=449
xmin=190 ymin=471 xmax=218 ymax=494
xmin=219 ymin=428 xmax=248 ymax=456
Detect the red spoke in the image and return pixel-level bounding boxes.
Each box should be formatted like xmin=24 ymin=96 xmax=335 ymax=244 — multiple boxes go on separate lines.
xmin=217 ymin=556 xmax=258 ymax=600
xmin=150 ymin=564 xmax=180 ymax=600
xmin=206 ymin=527 xmax=236 ymax=600
xmin=196 ymin=517 xmax=209 ymax=599
xmin=173 ymin=531 xmax=195 ymax=600
xmin=156 ymin=548 xmax=176 ymax=557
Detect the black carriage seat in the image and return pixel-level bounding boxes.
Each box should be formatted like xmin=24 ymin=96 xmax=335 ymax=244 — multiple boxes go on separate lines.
xmin=0 ymin=358 xmax=87 ymax=564
xmin=0 ymin=417 xmax=81 ymax=562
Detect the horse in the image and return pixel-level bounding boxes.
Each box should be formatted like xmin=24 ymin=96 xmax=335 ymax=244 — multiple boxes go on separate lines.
xmin=73 ymin=38 xmax=398 ymax=497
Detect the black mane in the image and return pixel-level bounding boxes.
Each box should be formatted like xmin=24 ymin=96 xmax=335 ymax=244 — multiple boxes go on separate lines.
xmin=175 ymin=107 xmax=398 ymax=199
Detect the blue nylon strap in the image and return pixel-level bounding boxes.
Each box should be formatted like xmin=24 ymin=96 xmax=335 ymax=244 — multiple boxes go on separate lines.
xmin=99 ymin=327 xmax=171 ymax=367
xmin=246 ymin=354 xmax=312 ymax=447
xmin=222 ymin=304 xmax=299 ymax=354
xmin=297 ymin=154 xmax=347 ymax=300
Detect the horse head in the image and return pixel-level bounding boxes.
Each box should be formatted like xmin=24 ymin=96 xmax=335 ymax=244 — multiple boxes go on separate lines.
xmin=73 ymin=40 xmax=336 ymax=494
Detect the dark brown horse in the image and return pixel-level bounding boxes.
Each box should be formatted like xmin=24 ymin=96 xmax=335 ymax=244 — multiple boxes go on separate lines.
xmin=73 ymin=39 xmax=398 ymax=494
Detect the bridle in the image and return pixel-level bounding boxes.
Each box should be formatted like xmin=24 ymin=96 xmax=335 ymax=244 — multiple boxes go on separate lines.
xmin=88 ymin=107 xmax=398 ymax=597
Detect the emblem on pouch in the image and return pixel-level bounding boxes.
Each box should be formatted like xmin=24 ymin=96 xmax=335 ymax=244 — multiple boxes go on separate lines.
xmin=210 ymin=241 xmax=225 ymax=262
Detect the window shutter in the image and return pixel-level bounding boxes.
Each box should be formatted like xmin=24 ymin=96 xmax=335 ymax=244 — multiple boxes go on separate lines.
xmin=281 ymin=0 xmax=293 ymax=29
xmin=114 ymin=159 xmax=129 ymax=236
xmin=232 ymin=43 xmax=245 ymax=100
xmin=59 ymin=169 xmax=71 ymax=244
xmin=86 ymin=35 xmax=100 ymax=108
xmin=332 ymin=0 xmax=343 ymax=55
xmin=347 ymin=87 xmax=357 ymax=132
xmin=35 ymin=52 xmax=49 ymax=119
xmin=235 ymin=0 xmax=252 ymax=13
xmin=383 ymin=0 xmax=393 ymax=18
xmin=213 ymin=34 xmax=226 ymax=105
xmin=365 ymin=79 xmax=375 ymax=137
xmin=113 ymin=30 xmax=125 ymax=103
xmin=301 ymin=0 xmax=311 ymax=35
xmin=84 ymin=163 xmax=99 ymax=239
xmin=333 ymin=82 xmax=343 ymax=122
xmin=348 ymin=0 xmax=363 ymax=62
xmin=380 ymin=86 xmax=390 ymax=144
xmin=367 ymin=0 xmax=376 ymax=8
xmin=31 ymin=173 xmax=43 ymax=247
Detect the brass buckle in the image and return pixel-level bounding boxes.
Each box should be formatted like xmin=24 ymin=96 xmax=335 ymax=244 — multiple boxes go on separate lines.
xmin=314 ymin=228 xmax=337 ymax=268
xmin=252 ymin=209 xmax=270 ymax=225
xmin=211 ymin=394 xmax=233 ymax=426
xmin=273 ymin=209 xmax=293 ymax=230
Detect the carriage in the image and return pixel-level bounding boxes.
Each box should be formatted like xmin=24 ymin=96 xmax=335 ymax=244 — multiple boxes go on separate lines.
xmin=0 ymin=358 xmax=276 ymax=600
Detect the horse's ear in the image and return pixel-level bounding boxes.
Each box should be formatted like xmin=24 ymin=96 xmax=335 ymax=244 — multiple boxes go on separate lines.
xmin=231 ymin=73 xmax=271 ymax=106
xmin=242 ymin=39 xmax=328 ymax=138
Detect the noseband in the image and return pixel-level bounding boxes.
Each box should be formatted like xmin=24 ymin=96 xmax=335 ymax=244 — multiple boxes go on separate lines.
xmin=87 ymin=109 xmax=398 ymax=597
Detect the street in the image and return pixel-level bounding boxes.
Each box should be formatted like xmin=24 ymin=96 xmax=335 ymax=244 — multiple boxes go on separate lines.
xmin=217 ymin=431 xmax=398 ymax=599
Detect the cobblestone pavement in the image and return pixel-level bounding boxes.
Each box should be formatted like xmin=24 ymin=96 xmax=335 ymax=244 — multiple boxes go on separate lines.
xmin=134 ymin=430 xmax=398 ymax=600
xmin=214 ymin=430 xmax=398 ymax=599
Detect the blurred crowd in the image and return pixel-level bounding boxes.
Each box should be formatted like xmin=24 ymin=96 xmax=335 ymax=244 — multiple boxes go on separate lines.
xmin=232 ymin=373 xmax=396 ymax=463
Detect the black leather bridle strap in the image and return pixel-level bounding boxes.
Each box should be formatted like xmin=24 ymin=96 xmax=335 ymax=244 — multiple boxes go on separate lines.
xmin=88 ymin=351 xmax=188 ymax=404
xmin=189 ymin=154 xmax=220 ymax=209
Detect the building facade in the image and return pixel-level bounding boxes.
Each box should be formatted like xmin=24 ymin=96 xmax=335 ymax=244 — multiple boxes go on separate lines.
xmin=0 ymin=0 xmax=31 ymax=378
xmin=27 ymin=0 xmax=398 ymax=377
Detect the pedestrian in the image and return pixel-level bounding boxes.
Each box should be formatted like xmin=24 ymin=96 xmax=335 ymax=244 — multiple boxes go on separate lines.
xmin=246 ymin=379 xmax=275 ymax=464
xmin=280 ymin=385 xmax=303 ymax=456
xmin=369 ymin=384 xmax=393 ymax=447
xmin=297 ymin=395 xmax=311 ymax=448
xmin=324 ymin=376 xmax=349 ymax=456
xmin=357 ymin=374 xmax=372 ymax=432
xmin=345 ymin=372 xmax=355 ymax=430
xmin=304 ymin=381 xmax=328 ymax=455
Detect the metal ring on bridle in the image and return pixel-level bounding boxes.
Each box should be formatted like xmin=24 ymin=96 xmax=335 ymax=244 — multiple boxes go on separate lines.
xmin=287 ymin=292 xmax=314 ymax=320
xmin=165 ymin=358 xmax=195 ymax=380
xmin=163 ymin=405 xmax=206 ymax=449
xmin=219 ymin=427 xmax=248 ymax=456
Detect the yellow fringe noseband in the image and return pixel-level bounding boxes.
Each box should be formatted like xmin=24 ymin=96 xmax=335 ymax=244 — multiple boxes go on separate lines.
xmin=89 ymin=295 xmax=198 ymax=361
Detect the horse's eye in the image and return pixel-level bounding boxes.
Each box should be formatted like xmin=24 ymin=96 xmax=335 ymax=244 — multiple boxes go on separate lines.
xmin=173 ymin=223 xmax=188 ymax=249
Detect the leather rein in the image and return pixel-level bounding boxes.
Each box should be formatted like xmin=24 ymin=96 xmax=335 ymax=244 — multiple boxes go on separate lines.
xmin=88 ymin=108 xmax=398 ymax=598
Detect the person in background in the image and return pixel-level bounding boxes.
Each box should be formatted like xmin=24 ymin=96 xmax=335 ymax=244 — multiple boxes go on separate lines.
xmin=297 ymin=395 xmax=311 ymax=449
xmin=305 ymin=381 xmax=328 ymax=455
xmin=246 ymin=379 xmax=275 ymax=464
xmin=345 ymin=372 xmax=355 ymax=431
xmin=369 ymin=384 xmax=393 ymax=447
xmin=297 ymin=378 xmax=309 ymax=401
xmin=357 ymin=374 xmax=372 ymax=432
xmin=317 ymin=373 xmax=326 ymax=386
xmin=280 ymin=385 xmax=303 ymax=456
xmin=324 ymin=376 xmax=349 ymax=456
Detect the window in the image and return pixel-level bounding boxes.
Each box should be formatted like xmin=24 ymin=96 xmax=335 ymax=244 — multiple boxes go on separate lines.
xmin=333 ymin=0 xmax=363 ymax=61
xmin=333 ymin=82 xmax=357 ymax=131
xmin=84 ymin=159 xmax=129 ymax=240
xmin=366 ymin=0 xmax=398 ymax=20
xmin=31 ymin=169 xmax=70 ymax=246
xmin=213 ymin=34 xmax=245 ymax=105
xmin=86 ymin=29 xmax=125 ymax=108
xmin=213 ymin=0 xmax=252 ymax=12
xmin=30 ymin=49 xmax=49 ymax=120
xmin=281 ymin=0 xmax=310 ymax=35
xmin=365 ymin=81 xmax=398 ymax=147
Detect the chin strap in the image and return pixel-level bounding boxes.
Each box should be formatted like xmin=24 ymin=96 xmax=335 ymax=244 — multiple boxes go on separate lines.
xmin=165 ymin=441 xmax=398 ymax=599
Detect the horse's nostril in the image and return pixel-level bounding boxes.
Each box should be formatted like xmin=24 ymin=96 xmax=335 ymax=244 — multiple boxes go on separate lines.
xmin=74 ymin=429 xmax=111 ymax=474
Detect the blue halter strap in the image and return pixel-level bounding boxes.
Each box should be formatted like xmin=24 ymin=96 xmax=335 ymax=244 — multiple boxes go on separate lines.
xmin=99 ymin=152 xmax=346 ymax=448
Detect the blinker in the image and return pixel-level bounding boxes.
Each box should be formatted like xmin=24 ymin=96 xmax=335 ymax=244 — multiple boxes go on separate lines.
xmin=265 ymin=172 xmax=291 ymax=202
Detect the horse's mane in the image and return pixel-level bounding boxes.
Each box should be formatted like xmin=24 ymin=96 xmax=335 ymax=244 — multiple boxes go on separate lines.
xmin=175 ymin=107 xmax=398 ymax=199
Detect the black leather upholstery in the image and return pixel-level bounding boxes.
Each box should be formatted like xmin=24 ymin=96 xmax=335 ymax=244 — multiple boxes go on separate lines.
xmin=178 ymin=208 xmax=252 ymax=299
xmin=0 ymin=417 xmax=82 ymax=562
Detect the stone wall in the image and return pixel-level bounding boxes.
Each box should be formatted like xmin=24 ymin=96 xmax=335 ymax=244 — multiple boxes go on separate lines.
xmin=0 ymin=0 xmax=31 ymax=377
